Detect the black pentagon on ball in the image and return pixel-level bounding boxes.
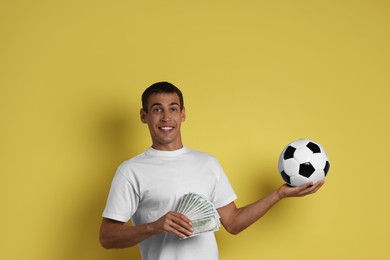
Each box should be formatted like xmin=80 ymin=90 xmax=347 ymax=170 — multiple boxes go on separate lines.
xmin=324 ymin=161 xmax=330 ymax=176
xmin=299 ymin=162 xmax=315 ymax=178
xmin=280 ymin=170 xmax=291 ymax=185
xmin=283 ymin=146 xmax=296 ymax=160
xmin=306 ymin=142 xmax=321 ymax=153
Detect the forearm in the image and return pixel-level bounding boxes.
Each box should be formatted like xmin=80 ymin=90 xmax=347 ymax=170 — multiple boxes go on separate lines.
xmin=99 ymin=219 xmax=156 ymax=249
xmin=100 ymin=211 xmax=193 ymax=249
xmin=220 ymin=182 xmax=324 ymax=235
xmin=228 ymin=190 xmax=282 ymax=234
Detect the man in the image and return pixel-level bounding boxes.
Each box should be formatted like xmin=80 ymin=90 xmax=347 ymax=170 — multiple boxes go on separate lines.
xmin=99 ymin=81 xmax=324 ymax=260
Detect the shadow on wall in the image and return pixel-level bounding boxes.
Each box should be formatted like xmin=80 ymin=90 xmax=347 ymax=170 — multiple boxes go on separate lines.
xmin=58 ymin=105 xmax=143 ymax=260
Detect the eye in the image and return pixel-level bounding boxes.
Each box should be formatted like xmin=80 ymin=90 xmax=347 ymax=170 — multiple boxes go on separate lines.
xmin=153 ymin=107 xmax=162 ymax=113
xmin=170 ymin=107 xmax=178 ymax=112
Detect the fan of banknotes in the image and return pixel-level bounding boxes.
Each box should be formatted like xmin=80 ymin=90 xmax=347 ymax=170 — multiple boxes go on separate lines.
xmin=176 ymin=192 xmax=220 ymax=239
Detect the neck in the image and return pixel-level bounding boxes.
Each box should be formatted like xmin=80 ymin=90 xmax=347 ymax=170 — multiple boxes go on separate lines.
xmin=151 ymin=143 xmax=184 ymax=151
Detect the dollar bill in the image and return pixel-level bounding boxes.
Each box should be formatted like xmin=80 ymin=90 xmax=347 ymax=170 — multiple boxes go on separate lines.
xmin=176 ymin=193 xmax=220 ymax=239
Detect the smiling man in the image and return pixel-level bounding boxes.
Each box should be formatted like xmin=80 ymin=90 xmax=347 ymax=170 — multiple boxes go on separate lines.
xmin=99 ymin=81 xmax=324 ymax=260
xmin=140 ymin=86 xmax=186 ymax=151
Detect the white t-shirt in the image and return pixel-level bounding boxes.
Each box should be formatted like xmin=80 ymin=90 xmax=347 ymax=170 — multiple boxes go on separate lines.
xmin=102 ymin=146 xmax=237 ymax=260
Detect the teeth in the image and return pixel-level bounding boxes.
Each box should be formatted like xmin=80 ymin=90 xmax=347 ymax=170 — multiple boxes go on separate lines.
xmin=160 ymin=127 xmax=173 ymax=130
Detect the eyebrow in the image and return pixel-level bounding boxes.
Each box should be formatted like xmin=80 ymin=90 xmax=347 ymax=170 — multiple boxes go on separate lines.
xmin=150 ymin=102 xmax=180 ymax=107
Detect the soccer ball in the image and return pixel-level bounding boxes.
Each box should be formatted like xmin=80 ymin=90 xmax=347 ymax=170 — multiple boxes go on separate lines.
xmin=278 ymin=138 xmax=330 ymax=186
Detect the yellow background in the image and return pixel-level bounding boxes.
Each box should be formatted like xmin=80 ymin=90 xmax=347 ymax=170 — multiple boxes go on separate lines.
xmin=1 ymin=1 xmax=389 ymax=259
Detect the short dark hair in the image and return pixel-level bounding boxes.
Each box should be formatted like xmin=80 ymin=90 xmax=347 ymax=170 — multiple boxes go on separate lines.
xmin=141 ymin=81 xmax=184 ymax=112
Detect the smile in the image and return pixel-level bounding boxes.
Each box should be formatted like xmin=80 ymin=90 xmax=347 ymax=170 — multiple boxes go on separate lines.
xmin=159 ymin=126 xmax=174 ymax=131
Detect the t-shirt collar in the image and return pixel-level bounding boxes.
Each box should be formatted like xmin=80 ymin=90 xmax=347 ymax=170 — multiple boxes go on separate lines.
xmin=145 ymin=146 xmax=189 ymax=157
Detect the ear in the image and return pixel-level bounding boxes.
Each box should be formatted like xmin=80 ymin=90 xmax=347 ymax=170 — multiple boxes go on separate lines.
xmin=181 ymin=107 xmax=186 ymax=122
xmin=140 ymin=109 xmax=147 ymax=123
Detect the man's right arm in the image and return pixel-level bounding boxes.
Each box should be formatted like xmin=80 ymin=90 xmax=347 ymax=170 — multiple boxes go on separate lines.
xmin=99 ymin=211 xmax=193 ymax=249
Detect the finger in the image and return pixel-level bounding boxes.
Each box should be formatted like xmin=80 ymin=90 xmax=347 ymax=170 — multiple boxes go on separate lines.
xmin=159 ymin=219 xmax=188 ymax=238
xmin=169 ymin=221 xmax=193 ymax=237
xmin=161 ymin=217 xmax=192 ymax=238
xmin=291 ymin=182 xmax=312 ymax=196
xmin=173 ymin=215 xmax=193 ymax=233
xmin=299 ymin=180 xmax=324 ymax=196
xmin=165 ymin=224 xmax=189 ymax=238
xmin=311 ymin=180 xmax=325 ymax=192
xmin=169 ymin=212 xmax=193 ymax=229
xmin=166 ymin=212 xmax=193 ymax=234
xmin=171 ymin=211 xmax=192 ymax=223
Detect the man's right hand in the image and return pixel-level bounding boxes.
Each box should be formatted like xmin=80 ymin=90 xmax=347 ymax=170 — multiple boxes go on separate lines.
xmin=151 ymin=211 xmax=193 ymax=239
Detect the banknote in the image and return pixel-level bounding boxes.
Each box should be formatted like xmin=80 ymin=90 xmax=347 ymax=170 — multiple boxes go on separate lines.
xmin=176 ymin=193 xmax=220 ymax=239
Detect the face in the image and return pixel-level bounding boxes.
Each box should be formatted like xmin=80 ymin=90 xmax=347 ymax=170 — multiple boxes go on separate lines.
xmin=140 ymin=92 xmax=186 ymax=151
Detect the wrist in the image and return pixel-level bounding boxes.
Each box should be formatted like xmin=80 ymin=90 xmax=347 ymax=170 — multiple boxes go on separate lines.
xmin=144 ymin=222 xmax=157 ymax=236
xmin=275 ymin=186 xmax=285 ymax=201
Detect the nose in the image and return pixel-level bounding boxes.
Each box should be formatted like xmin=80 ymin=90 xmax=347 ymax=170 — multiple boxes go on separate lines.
xmin=160 ymin=110 xmax=171 ymax=122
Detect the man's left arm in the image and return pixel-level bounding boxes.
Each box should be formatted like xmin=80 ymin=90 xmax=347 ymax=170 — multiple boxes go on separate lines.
xmin=217 ymin=181 xmax=324 ymax=235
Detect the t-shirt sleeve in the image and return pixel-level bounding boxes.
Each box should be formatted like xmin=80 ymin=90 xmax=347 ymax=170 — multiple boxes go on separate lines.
xmin=102 ymin=167 xmax=139 ymax=223
xmin=211 ymin=159 xmax=237 ymax=209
